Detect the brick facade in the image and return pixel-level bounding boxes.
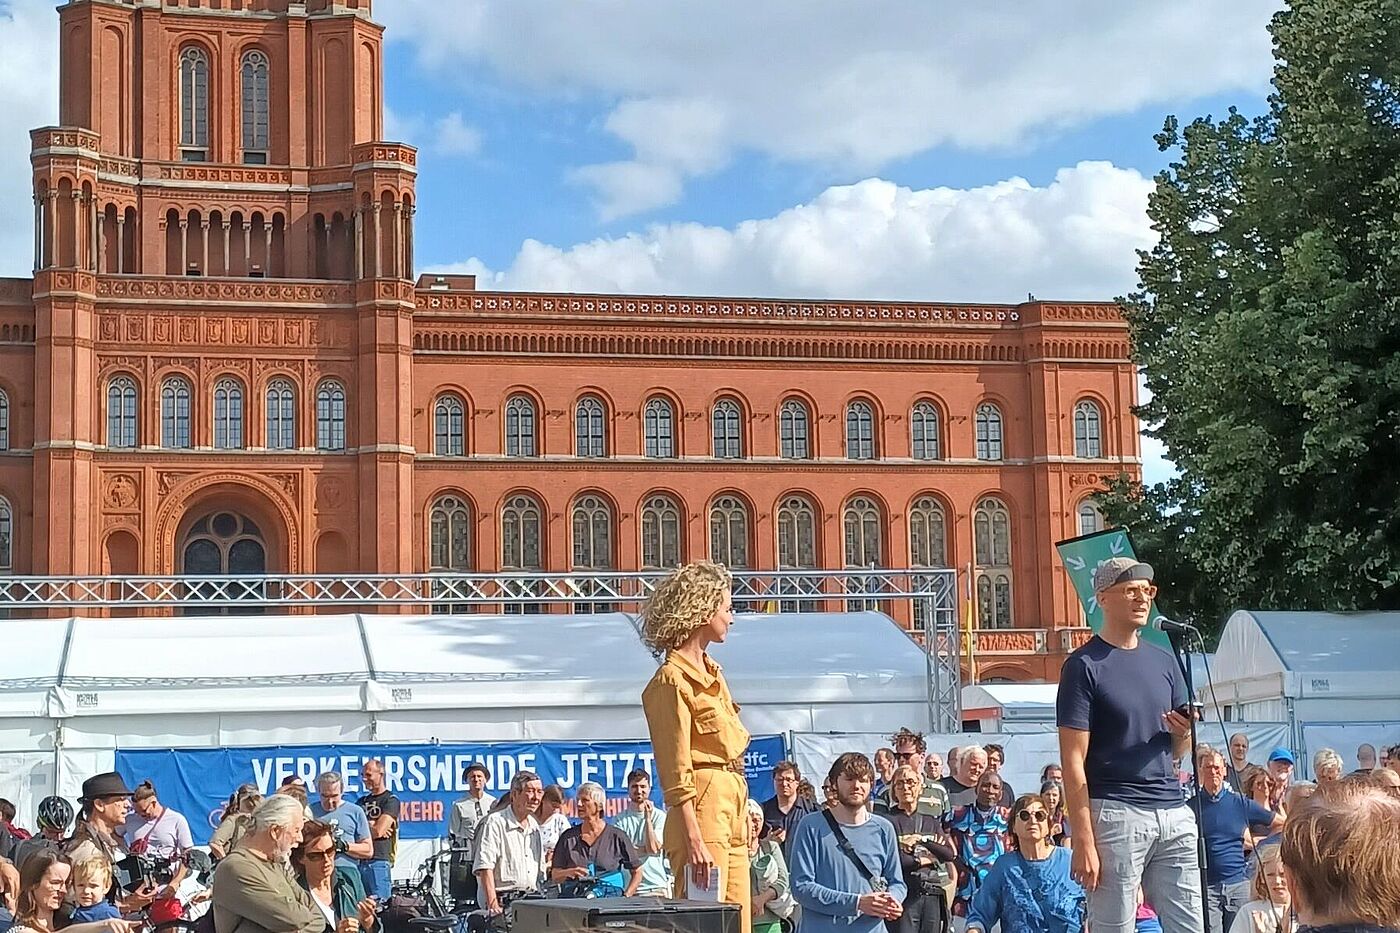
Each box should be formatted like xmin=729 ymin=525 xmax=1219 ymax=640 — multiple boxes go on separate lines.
xmin=4 ymin=0 xmax=1137 ymax=681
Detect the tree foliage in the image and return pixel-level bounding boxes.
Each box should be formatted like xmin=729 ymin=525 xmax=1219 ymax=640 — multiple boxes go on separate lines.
xmin=1104 ymin=0 xmax=1400 ymax=630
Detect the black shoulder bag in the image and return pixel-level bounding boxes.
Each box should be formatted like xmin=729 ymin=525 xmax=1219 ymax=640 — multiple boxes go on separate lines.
xmin=821 ymin=810 xmax=888 ymax=892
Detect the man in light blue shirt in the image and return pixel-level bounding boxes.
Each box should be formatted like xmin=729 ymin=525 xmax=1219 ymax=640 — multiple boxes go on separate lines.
xmin=312 ymin=770 xmax=372 ymax=874
xmin=610 ymin=769 xmax=673 ymax=897
xmin=789 ymin=752 xmax=905 ymax=933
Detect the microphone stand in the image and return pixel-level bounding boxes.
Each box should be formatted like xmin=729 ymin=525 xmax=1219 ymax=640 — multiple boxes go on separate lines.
xmin=1167 ymin=625 xmax=1209 ymax=933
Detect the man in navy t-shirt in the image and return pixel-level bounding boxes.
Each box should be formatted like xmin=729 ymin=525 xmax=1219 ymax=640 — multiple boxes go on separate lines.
xmin=1057 ymin=557 xmax=1201 ymax=933
xmin=1196 ymin=749 xmax=1281 ymax=933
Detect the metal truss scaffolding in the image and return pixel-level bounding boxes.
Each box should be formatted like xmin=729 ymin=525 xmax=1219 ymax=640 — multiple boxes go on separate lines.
xmin=0 ymin=568 xmax=962 ymax=731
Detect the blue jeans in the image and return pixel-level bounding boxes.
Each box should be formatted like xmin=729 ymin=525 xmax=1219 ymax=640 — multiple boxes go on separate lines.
xmin=1088 ymin=799 xmax=1203 ymax=933
xmin=1205 ymin=879 xmax=1251 ymax=933
xmin=361 ymin=859 xmax=392 ymax=901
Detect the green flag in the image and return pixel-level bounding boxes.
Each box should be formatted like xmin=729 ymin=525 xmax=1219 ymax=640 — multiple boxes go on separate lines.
xmin=1055 ymin=528 xmax=1170 ymax=650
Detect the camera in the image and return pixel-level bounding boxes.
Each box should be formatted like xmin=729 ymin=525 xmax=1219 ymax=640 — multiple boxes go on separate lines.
xmin=113 ymin=853 xmax=179 ymax=893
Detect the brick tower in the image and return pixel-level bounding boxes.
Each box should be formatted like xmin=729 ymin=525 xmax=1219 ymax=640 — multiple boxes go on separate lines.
xmin=27 ymin=0 xmax=416 ymax=575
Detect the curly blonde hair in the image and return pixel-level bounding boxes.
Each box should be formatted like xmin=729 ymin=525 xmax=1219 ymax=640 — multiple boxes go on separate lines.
xmin=640 ymin=560 xmax=732 ymax=656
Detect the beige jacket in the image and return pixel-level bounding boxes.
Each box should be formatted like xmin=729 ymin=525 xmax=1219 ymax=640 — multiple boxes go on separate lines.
xmin=210 ymin=846 xmax=324 ymax=933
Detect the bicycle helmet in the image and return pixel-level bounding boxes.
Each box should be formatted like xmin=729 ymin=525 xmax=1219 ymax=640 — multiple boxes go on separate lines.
xmin=36 ymin=795 xmax=74 ymax=831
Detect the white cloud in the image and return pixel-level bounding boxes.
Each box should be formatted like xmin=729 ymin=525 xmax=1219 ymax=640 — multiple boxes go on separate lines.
xmin=381 ymin=0 xmax=1277 ymax=216
xmin=1136 ymin=376 xmax=1179 ymax=486
xmin=0 ymin=0 xmax=59 ymax=277
xmin=385 ymin=107 xmax=482 ymax=158
xmin=432 ymin=160 xmax=1156 ymax=302
xmin=432 ymin=112 xmax=483 ymax=157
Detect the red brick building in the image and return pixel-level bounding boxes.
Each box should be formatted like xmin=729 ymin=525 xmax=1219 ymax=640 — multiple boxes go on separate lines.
xmin=3 ymin=0 xmax=1139 ymax=681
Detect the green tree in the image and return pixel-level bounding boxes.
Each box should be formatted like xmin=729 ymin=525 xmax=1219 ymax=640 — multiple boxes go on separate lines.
xmin=1105 ymin=0 xmax=1400 ymax=629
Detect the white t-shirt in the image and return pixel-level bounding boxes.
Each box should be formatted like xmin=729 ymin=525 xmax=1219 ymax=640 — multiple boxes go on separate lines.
xmin=539 ymin=812 xmax=571 ymax=856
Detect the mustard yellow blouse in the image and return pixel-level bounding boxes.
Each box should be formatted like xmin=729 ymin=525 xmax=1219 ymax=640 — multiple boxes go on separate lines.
xmin=642 ymin=650 xmax=751 ymax=807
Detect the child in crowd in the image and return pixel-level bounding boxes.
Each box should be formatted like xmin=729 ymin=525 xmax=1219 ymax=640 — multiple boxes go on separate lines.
xmin=69 ymin=858 xmax=121 ymax=923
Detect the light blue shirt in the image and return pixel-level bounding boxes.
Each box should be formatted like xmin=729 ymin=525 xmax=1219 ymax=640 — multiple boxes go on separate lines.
xmin=313 ymin=798 xmax=371 ymax=872
xmin=789 ymin=811 xmax=905 ymax=933
xmin=612 ymin=806 xmax=672 ymax=895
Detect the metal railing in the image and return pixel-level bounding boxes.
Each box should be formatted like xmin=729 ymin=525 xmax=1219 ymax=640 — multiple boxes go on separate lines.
xmin=0 ymin=568 xmax=963 ymax=730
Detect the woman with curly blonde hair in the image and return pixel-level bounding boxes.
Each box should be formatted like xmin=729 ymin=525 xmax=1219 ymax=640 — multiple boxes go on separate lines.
xmin=640 ymin=560 xmax=752 ymax=930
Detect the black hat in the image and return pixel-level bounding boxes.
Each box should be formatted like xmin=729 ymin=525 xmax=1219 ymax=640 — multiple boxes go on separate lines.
xmin=81 ymin=772 xmax=133 ymax=801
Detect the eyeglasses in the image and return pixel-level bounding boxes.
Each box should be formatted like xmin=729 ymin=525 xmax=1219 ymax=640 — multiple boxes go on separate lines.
xmin=1118 ymin=585 xmax=1157 ymax=600
xmin=895 ymin=778 xmax=920 ymax=786
xmin=302 ymin=848 xmax=336 ymax=862
xmin=1016 ymin=809 xmax=1049 ymax=824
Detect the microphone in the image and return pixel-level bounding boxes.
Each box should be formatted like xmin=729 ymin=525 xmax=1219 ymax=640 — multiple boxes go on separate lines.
xmin=1152 ymin=616 xmax=1198 ymax=637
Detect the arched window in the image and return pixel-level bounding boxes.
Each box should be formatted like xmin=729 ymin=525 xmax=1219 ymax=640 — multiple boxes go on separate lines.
xmin=1074 ymin=400 xmax=1103 ymax=458
xmin=644 ymin=398 xmax=676 ymax=458
xmin=0 ymin=389 xmax=9 ymax=451
xmin=240 ymin=50 xmax=270 ymax=164
xmin=504 ymin=395 xmax=537 ymax=457
xmin=213 ymin=378 xmax=245 ymax=449
xmin=712 ymin=399 xmax=743 ymax=459
xmin=571 ymin=494 xmax=615 ymax=612
xmin=845 ymin=400 xmax=876 ymax=460
xmin=911 ymin=401 xmax=941 ymax=460
xmin=181 ymin=511 xmax=266 ymax=614
xmin=975 ymin=402 xmax=1004 ymax=461
xmin=0 ymin=497 xmax=11 ymax=572
xmin=640 ymin=495 xmax=682 ymax=569
xmin=974 ymin=497 xmax=1013 ymax=628
xmin=776 ymin=495 xmax=818 ymax=611
xmin=316 ymin=380 xmax=346 ymax=451
xmin=434 ymin=394 xmax=465 ymax=456
xmin=106 ymin=375 xmax=138 ymax=448
xmin=429 ymin=494 xmax=472 ymax=571
xmin=910 ymin=496 xmax=948 ymax=631
xmin=1078 ymin=500 xmax=1106 ymax=537
xmin=779 ymin=399 xmax=811 ymax=459
xmin=161 ymin=377 xmax=191 ymax=449
xmin=843 ymin=495 xmax=883 ymax=611
xmin=575 ymin=397 xmax=607 ymax=458
xmin=429 ymin=493 xmax=471 ymax=612
xmin=501 ymin=493 xmax=543 ymax=615
xmin=179 ymin=46 xmax=209 ymax=161
xmin=501 ymin=494 xmax=542 ymax=571
xmin=709 ymin=495 xmax=750 ymax=570
xmin=265 ymin=379 xmax=295 ymax=450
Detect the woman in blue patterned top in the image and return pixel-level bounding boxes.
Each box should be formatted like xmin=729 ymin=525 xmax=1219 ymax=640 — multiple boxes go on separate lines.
xmin=965 ymin=794 xmax=1086 ymax=933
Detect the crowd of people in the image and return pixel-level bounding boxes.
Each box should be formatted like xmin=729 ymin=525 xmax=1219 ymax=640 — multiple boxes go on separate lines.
xmin=0 ymin=556 xmax=1397 ymax=933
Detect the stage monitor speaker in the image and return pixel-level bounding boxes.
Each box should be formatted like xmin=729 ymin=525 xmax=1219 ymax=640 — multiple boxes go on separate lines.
xmin=510 ymin=897 xmax=740 ymax=933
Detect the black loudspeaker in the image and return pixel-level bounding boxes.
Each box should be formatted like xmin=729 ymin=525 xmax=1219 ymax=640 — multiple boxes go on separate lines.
xmin=510 ymin=897 xmax=740 ymax=933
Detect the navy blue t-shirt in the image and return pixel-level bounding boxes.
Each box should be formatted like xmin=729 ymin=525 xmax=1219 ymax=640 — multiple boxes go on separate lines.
xmin=1056 ymin=636 xmax=1187 ymax=809
xmin=1197 ymin=789 xmax=1275 ymax=884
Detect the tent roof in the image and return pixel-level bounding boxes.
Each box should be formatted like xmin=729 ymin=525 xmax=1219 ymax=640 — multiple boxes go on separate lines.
xmin=1210 ymin=610 xmax=1400 ymax=701
xmin=962 ymin=683 xmax=1058 ymax=713
xmin=2 ymin=609 xmax=932 ymax=721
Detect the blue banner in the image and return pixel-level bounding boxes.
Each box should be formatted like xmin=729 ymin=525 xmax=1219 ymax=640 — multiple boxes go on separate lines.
xmin=116 ymin=736 xmax=786 ymax=844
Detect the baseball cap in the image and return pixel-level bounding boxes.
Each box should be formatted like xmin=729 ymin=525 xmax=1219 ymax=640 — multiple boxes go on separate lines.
xmin=1091 ymin=557 xmax=1154 ymax=595
xmin=1267 ymin=747 xmax=1296 ymax=766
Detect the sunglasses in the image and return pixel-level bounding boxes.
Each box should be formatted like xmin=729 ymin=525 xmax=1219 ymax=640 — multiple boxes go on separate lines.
xmin=895 ymin=752 xmax=918 ymax=760
xmin=1016 ymin=809 xmax=1049 ymax=824
xmin=302 ymin=848 xmax=336 ymax=862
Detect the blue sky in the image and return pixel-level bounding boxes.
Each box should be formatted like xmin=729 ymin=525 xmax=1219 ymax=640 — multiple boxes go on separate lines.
xmin=0 ymin=0 xmax=1282 ymax=484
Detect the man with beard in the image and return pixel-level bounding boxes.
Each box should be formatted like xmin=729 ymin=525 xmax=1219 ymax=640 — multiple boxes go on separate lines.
xmin=789 ymin=752 xmax=905 ymax=933
xmin=211 ymin=794 xmax=324 ymax=933
xmin=611 ymin=769 xmax=673 ymax=897
xmin=945 ymin=770 xmax=1012 ymax=919
xmin=67 ymin=772 xmax=158 ymax=912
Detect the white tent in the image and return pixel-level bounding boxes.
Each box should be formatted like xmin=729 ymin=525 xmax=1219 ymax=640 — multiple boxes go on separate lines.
xmin=960 ymin=684 xmax=1058 ymax=733
xmin=1 ymin=609 xmax=935 ymax=822
xmin=1201 ymin=610 xmax=1400 ymax=777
